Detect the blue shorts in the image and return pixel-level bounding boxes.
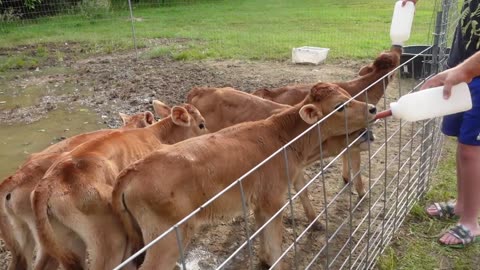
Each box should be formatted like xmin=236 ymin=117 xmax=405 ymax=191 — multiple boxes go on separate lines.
xmin=441 ymin=77 xmax=480 ymax=145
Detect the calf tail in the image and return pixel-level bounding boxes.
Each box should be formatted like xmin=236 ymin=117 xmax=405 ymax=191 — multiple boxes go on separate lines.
xmin=112 ymin=172 xmax=144 ymax=266
xmin=31 ymin=183 xmax=83 ymax=270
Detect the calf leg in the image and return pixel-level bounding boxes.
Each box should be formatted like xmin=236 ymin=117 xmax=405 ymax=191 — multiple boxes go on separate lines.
xmin=342 ymin=151 xmax=366 ymax=197
xmin=29 ymin=218 xmax=63 ymax=270
xmin=293 ymin=174 xmax=322 ymax=230
xmin=138 ymin=224 xmax=182 ymax=270
xmin=84 ymin=215 xmax=128 ymax=270
xmin=33 ymin=252 xmax=59 ymax=270
xmin=3 ymin=208 xmax=28 ymax=270
xmin=10 ymin=186 xmax=56 ymax=270
xmin=7 ymin=252 xmax=27 ymax=270
xmin=58 ymin=186 xmax=128 ymax=270
xmin=138 ymin=217 xmax=195 ymax=270
xmin=33 ymin=204 xmax=86 ymax=270
xmin=9 ymin=216 xmax=34 ymax=270
xmin=254 ymin=206 xmax=286 ymax=270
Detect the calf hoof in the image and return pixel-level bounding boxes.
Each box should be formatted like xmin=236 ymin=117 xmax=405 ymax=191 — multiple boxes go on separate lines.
xmin=311 ymin=220 xmax=324 ymax=231
xmin=357 ymin=190 xmax=366 ymax=198
xmin=260 ymin=260 xmax=286 ymax=270
xmin=342 ymin=176 xmax=349 ymax=185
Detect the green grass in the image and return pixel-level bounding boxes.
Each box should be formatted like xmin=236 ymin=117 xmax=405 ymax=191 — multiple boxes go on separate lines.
xmin=1 ymin=0 xmax=436 ymax=60
xmin=0 ymin=45 xmax=50 ymax=71
xmin=377 ymin=138 xmax=480 ymax=270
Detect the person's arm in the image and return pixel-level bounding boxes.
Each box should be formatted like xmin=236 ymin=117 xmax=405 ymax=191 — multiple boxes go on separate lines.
xmin=421 ymin=51 xmax=480 ymax=98
xmin=402 ymin=0 xmax=418 ymax=6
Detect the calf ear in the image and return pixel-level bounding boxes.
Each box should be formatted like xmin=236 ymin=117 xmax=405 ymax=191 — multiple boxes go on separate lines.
xmin=144 ymin=111 xmax=155 ymax=125
xmin=119 ymin=113 xmax=130 ymax=125
xmin=153 ymin=100 xmax=171 ymax=118
xmin=171 ymin=106 xmax=191 ymax=127
xmin=299 ymin=104 xmax=323 ymax=124
xmin=358 ymin=65 xmax=374 ymax=76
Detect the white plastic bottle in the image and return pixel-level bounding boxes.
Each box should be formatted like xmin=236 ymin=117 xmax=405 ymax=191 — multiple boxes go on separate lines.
xmin=387 ymin=83 xmax=473 ymax=122
xmin=390 ymin=0 xmax=416 ymax=46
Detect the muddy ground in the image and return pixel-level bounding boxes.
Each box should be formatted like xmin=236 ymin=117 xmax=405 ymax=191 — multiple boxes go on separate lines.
xmin=0 ymin=43 xmax=437 ymax=269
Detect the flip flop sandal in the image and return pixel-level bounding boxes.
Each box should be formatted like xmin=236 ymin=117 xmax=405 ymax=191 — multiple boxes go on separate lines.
xmin=441 ymin=224 xmax=479 ymax=249
xmin=427 ymin=201 xmax=457 ymax=219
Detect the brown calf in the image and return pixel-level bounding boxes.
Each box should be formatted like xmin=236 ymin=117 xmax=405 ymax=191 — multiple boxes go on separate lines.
xmin=252 ymin=46 xmax=401 ymax=196
xmin=113 ymin=82 xmax=376 ymax=269
xmin=0 ymin=111 xmax=154 ymax=270
xmin=187 ymin=86 xmax=373 ymax=228
xmin=31 ymin=103 xmax=207 ymax=270
xmin=252 ymin=46 xmax=401 ymax=105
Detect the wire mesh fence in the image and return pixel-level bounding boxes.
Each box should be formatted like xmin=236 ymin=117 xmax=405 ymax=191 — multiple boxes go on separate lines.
xmin=0 ymin=0 xmax=461 ymax=269
xmin=110 ymin=1 xmax=459 ymax=269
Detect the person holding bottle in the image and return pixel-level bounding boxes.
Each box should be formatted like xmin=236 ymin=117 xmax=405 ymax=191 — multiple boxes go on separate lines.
xmin=403 ymin=0 xmax=480 ymax=248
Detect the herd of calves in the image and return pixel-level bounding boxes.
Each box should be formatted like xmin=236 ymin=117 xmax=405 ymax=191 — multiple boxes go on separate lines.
xmin=0 ymin=46 xmax=401 ymax=270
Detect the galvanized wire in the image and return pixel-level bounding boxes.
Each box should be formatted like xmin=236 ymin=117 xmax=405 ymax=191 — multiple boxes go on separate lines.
xmin=114 ymin=1 xmax=458 ymax=269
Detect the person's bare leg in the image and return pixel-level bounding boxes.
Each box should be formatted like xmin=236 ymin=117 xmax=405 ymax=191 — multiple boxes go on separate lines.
xmin=454 ymin=144 xmax=464 ymax=215
xmin=440 ymin=143 xmax=480 ymax=245
xmin=426 ymin=143 xmax=464 ymax=217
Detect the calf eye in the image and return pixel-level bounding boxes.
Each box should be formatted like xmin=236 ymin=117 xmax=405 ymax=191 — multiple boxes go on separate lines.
xmin=334 ymin=103 xmax=345 ymax=112
xmin=199 ymin=123 xmax=205 ymax=129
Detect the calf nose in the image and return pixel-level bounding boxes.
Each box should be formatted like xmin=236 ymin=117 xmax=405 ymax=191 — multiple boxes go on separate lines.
xmin=366 ymin=130 xmax=375 ymax=141
xmin=360 ymin=129 xmax=375 ymax=142
xmin=368 ymin=105 xmax=377 ymax=114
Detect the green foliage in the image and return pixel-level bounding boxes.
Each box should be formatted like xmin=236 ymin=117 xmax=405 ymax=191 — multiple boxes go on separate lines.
xmin=75 ymin=0 xmax=112 ymax=21
xmin=24 ymin=0 xmax=43 ymax=10
xmin=376 ymin=247 xmax=398 ymax=270
xmin=0 ymin=55 xmax=40 ymax=72
xmin=0 ymin=7 xmax=19 ymax=23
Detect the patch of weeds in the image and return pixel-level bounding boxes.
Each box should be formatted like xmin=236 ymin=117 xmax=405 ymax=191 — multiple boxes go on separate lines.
xmin=35 ymin=45 xmax=49 ymax=57
xmin=144 ymin=43 xmax=215 ymax=61
xmin=0 ymin=7 xmax=19 ymax=23
xmin=376 ymin=247 xmax=398 ymax=270
xmin=0 ymin=45 xmax=51 ymax=72
xmin=0 ymin=55 xmax=39 ymax=72
xmin=55 ymin=51 xmax=66 ymax=62
xmin=85 ymin=40 xmax=131 ymax=55
xmin=172 ymin=48 xmax=215 ymax=60
xmin=76 ymin=0 xmax=112 ymax=21
xmin=408 ymin=203 xmax=429 ymax=221
xmin=143 ymin=46 xmax=173 ymax=59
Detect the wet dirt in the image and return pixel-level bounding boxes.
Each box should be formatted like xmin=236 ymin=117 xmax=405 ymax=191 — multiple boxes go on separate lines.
xmin=0 ymin=43 xmax=434 ymax=269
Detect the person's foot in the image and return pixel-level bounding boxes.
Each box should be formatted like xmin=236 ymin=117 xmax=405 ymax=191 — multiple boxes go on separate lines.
xmin=426 ymin=201 xmax=459 ymax=219
xmin=439 ymin=224 xmax=480 ymax=248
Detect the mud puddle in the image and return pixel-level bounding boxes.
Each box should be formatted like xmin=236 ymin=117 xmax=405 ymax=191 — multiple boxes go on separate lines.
xmin=0 ymin=107 xmax=105 ymax=179
xmin=0 ymin=68 xmax=104 ymax=179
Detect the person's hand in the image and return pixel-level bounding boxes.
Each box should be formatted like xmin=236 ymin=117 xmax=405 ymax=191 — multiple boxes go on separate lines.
xmin=402 ymin=0 xmax=418 ymax=6
xmin=420 ymin=66 xmax=472 ymax=99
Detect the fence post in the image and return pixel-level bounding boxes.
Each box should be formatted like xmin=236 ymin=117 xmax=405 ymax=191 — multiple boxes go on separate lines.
xmin=127 ymin=0 xmax=138 ymax=59
xmin=420 ymin=0 xmax=453 ymax=197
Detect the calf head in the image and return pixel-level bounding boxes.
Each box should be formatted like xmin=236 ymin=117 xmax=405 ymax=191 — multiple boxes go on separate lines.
xmin=154 ymin=100 xmax=209 ymax=139
xmin=299 ymin=82 xmax=376 ymax=137
xmin=358 ymin=46 xmax=401 ymax=78
xmin=346 ymin=45 xmax=401 ymax=104
xmin=119 ymin=111 xmax=155 ymax=128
